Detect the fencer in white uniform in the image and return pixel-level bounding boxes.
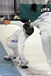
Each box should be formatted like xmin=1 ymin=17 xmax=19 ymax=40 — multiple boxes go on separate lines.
xmin=30 ymin=5 xmax=51 ymax=67
xmin=4 ymin=21 xmax=34 ymax=67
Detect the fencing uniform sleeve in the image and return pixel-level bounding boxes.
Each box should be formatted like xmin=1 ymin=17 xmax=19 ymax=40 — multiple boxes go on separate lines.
xmin=30 ymin=19 xmax=40 ymax=28
xmin=10 ymin=21 xmax=24 ymax=28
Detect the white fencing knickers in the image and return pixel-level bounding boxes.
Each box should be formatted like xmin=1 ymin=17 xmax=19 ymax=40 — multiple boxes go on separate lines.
xmin=41 ymin=31 xmax=51 ymax=67
xmin=7 ymin=40 xmax=18 ymax=57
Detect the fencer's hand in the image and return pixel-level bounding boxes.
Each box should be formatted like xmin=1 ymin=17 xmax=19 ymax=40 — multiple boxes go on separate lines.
xmin=2 ymin=20 xmax=10 ymax=25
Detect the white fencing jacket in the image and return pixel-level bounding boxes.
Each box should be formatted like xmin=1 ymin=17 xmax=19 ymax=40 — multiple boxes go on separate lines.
xmin=31 ymin=12 xmax=51 ymax=36
xmin=7 ymin=21 xmax=29 ymax=57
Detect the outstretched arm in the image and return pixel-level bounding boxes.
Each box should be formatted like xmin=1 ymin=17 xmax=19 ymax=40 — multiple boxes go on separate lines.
xmin=3 ymin=20 xmax=24 ymax=28
xmin=10 ymin=21 xmax=24 ymax=28
xmin=30 ymin=19 xmax=40 ymax=28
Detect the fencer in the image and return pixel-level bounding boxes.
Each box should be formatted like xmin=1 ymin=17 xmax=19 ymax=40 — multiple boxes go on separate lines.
xmin=4 ymin=21 xmax=34 ymax=68
xmin=30 ymin=5 xmax=51 ymax=67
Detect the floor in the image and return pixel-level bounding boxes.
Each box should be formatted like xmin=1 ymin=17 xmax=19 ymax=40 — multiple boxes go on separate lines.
xmin=0 ymin=23 xmax=51 ymax=76
xmin=0 ymin=43 xmax=21 ymax=76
